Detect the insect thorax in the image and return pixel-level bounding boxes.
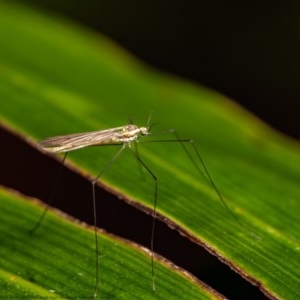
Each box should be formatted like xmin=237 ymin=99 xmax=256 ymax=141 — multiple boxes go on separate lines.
xmin=117 ymin=125 xmax=149 ymax=143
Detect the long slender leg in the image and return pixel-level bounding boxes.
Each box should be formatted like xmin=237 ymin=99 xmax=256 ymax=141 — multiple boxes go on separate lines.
xmin=170 ymin=130 xmax=260 ymax=238
xmin=92 ymin=145 xmax=126 ymax=298
xmin=129 ymin=145 xmax=157 ymax=292
xmin=144 ymin=130 xmax=239 ymax=220
xmin=169 ymin=130 xmax=244 ymax=227
xmin=30 ymin=153 xmax=68 ymax=234
xmin=143 ymin=130 xmax=259 ymax=238
xmin=133 ymin=140 xmax=145 ymax=179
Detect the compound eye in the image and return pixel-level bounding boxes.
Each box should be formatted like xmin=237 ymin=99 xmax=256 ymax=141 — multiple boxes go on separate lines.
xmin=140 ymin=127 xmax=149 ymax=136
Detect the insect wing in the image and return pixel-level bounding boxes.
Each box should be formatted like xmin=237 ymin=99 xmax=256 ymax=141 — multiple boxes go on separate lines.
xmin=39 ymin=127 xmax=124 ymax=153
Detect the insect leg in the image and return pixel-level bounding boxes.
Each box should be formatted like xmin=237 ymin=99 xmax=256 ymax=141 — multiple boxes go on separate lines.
xmin=92 ymin=144 xmax=126 ymax=298
xmin=129 ymin=145 xmax=157 ymax=292
xmin=30 ymin=153 xmax=68 ymax=234
xmin=168 ymin=130 xmax=259 ymax=238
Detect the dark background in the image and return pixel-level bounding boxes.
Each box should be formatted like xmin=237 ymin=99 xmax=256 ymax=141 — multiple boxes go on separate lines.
xmin=11 ymin=0 xmax=300 ymax=140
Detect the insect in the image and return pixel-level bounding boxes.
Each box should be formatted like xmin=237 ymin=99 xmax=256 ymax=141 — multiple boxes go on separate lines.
xmin=34 ymin=114 xmax=240 ymax=298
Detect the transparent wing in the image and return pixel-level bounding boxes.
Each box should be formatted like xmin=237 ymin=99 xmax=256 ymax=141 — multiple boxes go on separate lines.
xmin=39 ymin=127 xmax=124 ymax=153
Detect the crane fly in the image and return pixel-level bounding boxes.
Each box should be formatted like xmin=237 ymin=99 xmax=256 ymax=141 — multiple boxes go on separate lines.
xmin=39 ymin=124 xmax=150 ymax=153
xmin=34 ymin=114 xmax=245 ymax=298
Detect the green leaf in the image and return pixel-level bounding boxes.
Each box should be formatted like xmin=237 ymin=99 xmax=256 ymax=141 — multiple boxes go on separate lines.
xmin=0 ymin=187 xmax=216 ymax=299
xmin=0 ymin=1 xmax=300 ymax=299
